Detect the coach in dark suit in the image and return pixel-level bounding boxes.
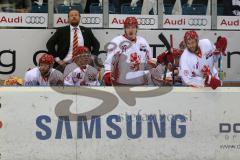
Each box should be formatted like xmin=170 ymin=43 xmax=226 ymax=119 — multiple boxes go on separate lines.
xmin=46 ymin=9 xmax=100 ymax=70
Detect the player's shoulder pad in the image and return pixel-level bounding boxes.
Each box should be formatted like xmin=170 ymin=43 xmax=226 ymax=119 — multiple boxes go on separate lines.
xmin=26 ymin=67 xmax=38 ymax=74
xmin=180 ymin=49 xmax=192 ymax=66
xmin=199 ymin=39 xmax=214 ymax=53
xmin=199 ymin=39 xmax=212 ymax=47
xmin=52 ymin=68 xmax=63 ymax=76
xmin=65 ymin=63 xmax=78 ymax=71
xmin=199 ymin=38 xmax=211 ymax=44
xmin=110 ymin=35 xmax=123 ymax=44
xmin=137 ymin=36 xmax=148 ymax=43
xmin=87 ymin=65 xmax=98 ymax=71
xmin=63 ymin=63 xmax=78 ymax=77
xmin=25 ymin=67 xmax=38 ymax=78
xmin=180 ymin=49 xmax=189 ymax=59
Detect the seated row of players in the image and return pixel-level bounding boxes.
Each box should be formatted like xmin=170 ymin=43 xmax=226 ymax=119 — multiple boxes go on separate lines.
xmin=14 ymin=17 xmax=227 ymax=89
xmin=24 ymin=46 xmax=101 ymax=86
xmin=103 ymin=17 xmax=227 ymax=89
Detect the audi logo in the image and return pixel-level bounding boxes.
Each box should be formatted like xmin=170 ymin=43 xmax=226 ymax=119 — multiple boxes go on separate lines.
xmin=137 ymin=18 xmax=155 ymax=25
xmin=81 ymin=17 xmax=101 ymax=24
xmin=188 ymin=18 xmax=208 ymax=26
xmin=25 ymin=16 xmax=45 ymax=24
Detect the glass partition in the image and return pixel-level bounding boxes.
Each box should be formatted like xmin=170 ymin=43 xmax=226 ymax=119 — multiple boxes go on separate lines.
xmin=163 ymin=0 xmax=210 ymax=15
xmin=53 ymin=0 xmax=103 ymax=28
xmin=218 ymin=0 xmax=240 ymax=16
xmin=163 ymin=0 xmax=211 ymax=30
xmin=108 ymin=0 xmax=158 ymax=15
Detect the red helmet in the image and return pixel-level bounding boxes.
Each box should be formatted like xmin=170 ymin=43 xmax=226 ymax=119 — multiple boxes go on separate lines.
xmin=184 ymin=30 xmax=198 ymax=43
xmin=39 ymin=53 xmax=54 ymax=65
xmin=124 ymin=17 xmax=138 ymax=28
xmin=72 ymin=46 xmax=90 ymax=60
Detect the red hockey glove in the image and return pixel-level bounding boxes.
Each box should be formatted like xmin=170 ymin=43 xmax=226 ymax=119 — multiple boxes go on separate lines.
xmin=157 ymin=48 xmax=182 ymax=64
xmin=214 ymin=36 xmax=227 ymax=56
xmin=157 ymin=51 xmax=172 ymax=64
xmin=205 ymin=76 xmax=221 ymax=90
xmin=202 ymin=65 xmax=221 ymax=89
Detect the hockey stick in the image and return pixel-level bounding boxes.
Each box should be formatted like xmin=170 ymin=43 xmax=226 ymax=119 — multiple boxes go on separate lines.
xmin=216 ymin=36 xmax=224 ymax=84
xmin=158 ymin=33 xmax=171 ymax=51
xmin=169 ymin=34 xmax=175 ymax=85
xmin=158 ymin=33 xmax=171 ymax=85
xmin=218 ymin=50 xmax=224 ymax=87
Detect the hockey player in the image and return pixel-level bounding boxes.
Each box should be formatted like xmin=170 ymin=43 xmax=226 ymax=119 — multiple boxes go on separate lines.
xmin=24 ymin=53 xmax=64 ymax=86
xmin=179 ymin=30 xmax=227 ymax=89
xmin=103 ymin=16 xmax=153 ymax=86
xmin=64 ymin=46 xmax=101 ymax=86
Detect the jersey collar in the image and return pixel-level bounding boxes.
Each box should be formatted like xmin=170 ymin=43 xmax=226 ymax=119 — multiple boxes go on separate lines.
xmin=123 ymin=34 xmax=137 ymax=43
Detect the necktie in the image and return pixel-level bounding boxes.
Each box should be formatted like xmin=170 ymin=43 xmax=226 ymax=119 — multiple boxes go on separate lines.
xmin=72 ymin=27 xmax=78 ymax=56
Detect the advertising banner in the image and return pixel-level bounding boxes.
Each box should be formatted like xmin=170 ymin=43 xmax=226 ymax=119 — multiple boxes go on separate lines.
xmin=163 ymin=15 xmax=211 ymax=29
xmin=0 ymin=87 xmax=239 ymax=159
xmin=54 ymin=14 xmax=103 ymax=28
xmin=217 ymin=16 xmax=240 ymax=30
xmin=109 ymin=14 xmax=158 ymax=29
xmin=0 ymin=13 xmax=47 ymax=28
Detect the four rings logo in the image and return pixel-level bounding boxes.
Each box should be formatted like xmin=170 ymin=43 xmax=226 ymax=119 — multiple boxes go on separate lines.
xmin=188 ymin=18 xmax=208 ymax=26
xmin=81 ymin=17 xmax=101 ymax=24
xmin=137 ymin=18 xmax=155 ymax=25
xmin=25 ymin=16 xmax=45 ymax=24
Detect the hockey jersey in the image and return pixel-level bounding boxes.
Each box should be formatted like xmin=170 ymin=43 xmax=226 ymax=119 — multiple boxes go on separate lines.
xmin=104 ymin=35 xmax=152 ymax=85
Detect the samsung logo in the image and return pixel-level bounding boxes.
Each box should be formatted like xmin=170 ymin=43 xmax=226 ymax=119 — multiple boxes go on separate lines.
xmin=36 ymin=114 xmax=187 ymax=140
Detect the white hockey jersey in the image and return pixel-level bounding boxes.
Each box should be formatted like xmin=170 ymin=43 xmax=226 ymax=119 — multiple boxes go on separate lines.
xmin=104 ymin=35 xmax=152 ymax=85
xmin=64 ymin=63 xmax=100 ymax=86
xmin=179 ymin=39 xmax=220 ymax=87
xmin=24 ymin=67 xmax=63 ymax=86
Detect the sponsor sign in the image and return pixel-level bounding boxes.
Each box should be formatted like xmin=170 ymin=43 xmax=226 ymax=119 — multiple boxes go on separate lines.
xmin=163 ymin=15 xmax=211 ymax=29
xmin=0 ymin=13 xmax=47 ymax=27
xmin=54 ymin=14 xmax=103 ymax=28
xmin=109 ymin=14 xmax=158 ymax=29
xmin=217 ymin=16 xmax=240 ymax=30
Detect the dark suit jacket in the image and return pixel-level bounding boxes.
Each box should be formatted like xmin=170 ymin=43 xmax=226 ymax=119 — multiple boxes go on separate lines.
xmin=46 ymin=25 xmax=100 ymax=61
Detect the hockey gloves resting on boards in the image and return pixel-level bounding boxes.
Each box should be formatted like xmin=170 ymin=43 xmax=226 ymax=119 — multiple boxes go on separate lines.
xmin=201 ymin=65 xmax=221 ymax=90
xmin=157 ymin=48 xmax=182 ymax=65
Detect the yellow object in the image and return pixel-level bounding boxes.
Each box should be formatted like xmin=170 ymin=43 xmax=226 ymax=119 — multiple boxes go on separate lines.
xmin=4 ymin=76 xmax=24 ymax=86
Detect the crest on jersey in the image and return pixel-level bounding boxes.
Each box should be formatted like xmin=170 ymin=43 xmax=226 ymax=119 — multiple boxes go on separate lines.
xmin=130 ymin=52 xmax=141 ymax=71
xmin=119 ymin=41 xmax=131 ymax=52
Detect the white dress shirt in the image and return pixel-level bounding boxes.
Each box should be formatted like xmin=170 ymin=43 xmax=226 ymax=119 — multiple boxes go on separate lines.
xmin=62 ymin=25 xmax=84 ymax=63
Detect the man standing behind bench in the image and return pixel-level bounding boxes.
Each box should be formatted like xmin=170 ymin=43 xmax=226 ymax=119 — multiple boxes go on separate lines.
xmin=46 ymin=9 xmax=100 ymax=72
